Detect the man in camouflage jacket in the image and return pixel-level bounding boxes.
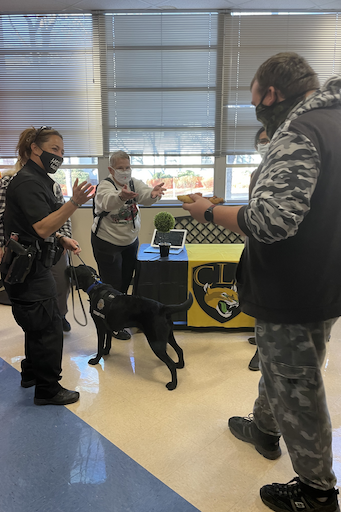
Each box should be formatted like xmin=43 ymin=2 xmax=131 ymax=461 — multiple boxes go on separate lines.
xmin=182 ymin=52 xmax=341 ymax=512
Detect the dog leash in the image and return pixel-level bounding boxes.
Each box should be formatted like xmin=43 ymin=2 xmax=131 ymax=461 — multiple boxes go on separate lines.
xmin=67 ymin=251 xmax=88 ymax=327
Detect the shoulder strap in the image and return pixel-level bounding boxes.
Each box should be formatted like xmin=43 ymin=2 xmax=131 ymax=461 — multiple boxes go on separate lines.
xmin=129 ymin=178 xmax=135 ymax=193
xmin=105 ymin=176 xmax=118 ymax=189
xmin=93 ymin=177 xmax=117 ymax=236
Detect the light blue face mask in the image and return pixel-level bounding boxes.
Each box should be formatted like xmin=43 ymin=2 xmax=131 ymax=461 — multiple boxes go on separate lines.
xmin=257 ymin=143 xmax=270 ymax=159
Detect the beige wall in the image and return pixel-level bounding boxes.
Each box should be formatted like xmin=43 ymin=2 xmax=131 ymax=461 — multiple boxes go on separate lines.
xmin=71 ymin=206 xmax=189 ymax=269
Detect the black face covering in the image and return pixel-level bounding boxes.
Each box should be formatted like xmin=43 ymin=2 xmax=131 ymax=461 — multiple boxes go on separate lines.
xmin=255 ymin=92 xmax=305 ymax=139
xmin=39 ymin=150 xmax=63 ymax=174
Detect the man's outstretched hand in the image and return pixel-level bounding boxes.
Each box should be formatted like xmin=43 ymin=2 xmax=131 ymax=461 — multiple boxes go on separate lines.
xmin=181 ymin=194 xmax=213 ymax=223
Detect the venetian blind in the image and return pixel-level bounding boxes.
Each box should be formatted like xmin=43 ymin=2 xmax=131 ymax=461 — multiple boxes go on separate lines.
xmin=0 ymin=14 xmax=103 ymax=157
xmin=222 ymin=12 xmax=341 ymax=154
xmin=102 ymin=12 xmax=221 ymax=157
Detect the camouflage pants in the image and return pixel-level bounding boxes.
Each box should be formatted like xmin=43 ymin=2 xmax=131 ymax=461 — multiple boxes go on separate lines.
xmin=253 ymin=318 xmax=337 ymax=491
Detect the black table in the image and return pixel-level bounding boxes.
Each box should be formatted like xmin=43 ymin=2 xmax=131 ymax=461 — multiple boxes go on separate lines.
xmin=133 ymin=244 xmax=188 ymax=324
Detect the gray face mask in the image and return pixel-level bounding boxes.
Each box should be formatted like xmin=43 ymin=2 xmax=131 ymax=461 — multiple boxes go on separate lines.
xmin=257 ymin=143 xmax=270 ymax=159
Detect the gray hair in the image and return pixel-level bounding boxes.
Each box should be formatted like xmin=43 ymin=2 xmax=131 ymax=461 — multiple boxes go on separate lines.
xmin=109 ymin=151 xmax=130 ymax=168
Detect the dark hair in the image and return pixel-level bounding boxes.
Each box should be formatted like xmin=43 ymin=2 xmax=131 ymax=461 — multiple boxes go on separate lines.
xmin=254 ymin=126 xmax=267 ymax=149
xmin=16 ymin=126 xmax=63 ymax=167
xmin=251 ymin=52 xmax=320 ymax=99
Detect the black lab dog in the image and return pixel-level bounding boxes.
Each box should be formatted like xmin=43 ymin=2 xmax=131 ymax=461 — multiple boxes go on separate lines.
xmin=66 ymin=264 xmax=193 ymax=390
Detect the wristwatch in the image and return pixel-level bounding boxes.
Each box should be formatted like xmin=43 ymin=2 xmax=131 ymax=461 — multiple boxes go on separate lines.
xmin=204 ymin=204 xmax=217 ymax=223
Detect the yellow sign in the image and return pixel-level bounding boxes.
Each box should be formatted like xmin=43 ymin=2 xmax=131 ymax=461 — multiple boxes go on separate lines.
xmin=186 ymin=245 xmax=254 ymax=328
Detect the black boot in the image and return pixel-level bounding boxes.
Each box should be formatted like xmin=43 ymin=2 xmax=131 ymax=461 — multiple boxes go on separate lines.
xmin=228 ymin=415 xmax=281 ymax=460
xmin=260 ymin=477 xmax=340 ymax=512
xmin=248 ymin=348 xmax=260 ymax=371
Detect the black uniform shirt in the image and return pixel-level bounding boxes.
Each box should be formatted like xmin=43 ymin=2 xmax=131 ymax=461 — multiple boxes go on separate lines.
xmin=3 ymin=159 xmax=60 ymax=301
xmin=4 ymin=159 xmax=59 ymax=244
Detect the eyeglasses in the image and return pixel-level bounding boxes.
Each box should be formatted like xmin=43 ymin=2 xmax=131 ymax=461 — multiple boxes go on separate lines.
xmin=257 ymin=138 xmax=270 ymax=146
xmin=34 ymin=126 xmax=52 ymax=141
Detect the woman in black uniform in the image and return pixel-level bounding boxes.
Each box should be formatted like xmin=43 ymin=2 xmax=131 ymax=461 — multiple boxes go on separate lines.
xmin=1 ymin=126 xmax=94 ymax=406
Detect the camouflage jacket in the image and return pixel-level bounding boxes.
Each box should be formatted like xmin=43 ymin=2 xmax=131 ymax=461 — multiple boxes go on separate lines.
xmin=237 ymin=76 xmax=341 ymax=323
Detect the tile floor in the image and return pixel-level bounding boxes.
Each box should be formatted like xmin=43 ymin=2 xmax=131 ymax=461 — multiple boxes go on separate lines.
xmin=1 ymin=292 xmax=341 ymax=512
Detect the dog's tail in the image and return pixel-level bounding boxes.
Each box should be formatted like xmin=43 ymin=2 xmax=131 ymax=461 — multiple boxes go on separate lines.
xmin=162 ymin=292 xmax=193 ymax=316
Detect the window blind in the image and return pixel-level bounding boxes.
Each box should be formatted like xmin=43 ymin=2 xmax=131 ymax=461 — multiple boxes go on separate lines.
xmin=0 ymin=14 xmax=103 ymax=157
xmin=222 ymin=12 xmax=341 ymax=154
xmin=103 ymin=12 xmax=221 ymax=156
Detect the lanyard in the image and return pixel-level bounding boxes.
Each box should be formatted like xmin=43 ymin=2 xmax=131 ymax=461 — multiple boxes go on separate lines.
xmin=111 ymin=178 xmax=137 ymax=229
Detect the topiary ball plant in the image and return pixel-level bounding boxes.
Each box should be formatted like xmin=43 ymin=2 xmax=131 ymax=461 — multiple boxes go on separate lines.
xmin=154 ymin=212 xmax=175 ymax=256
xmin=154 ymin=211 xmax=175 ymax=233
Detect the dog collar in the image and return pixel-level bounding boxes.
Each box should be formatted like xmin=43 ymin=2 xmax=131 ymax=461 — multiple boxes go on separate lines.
xmin=86 ymin=281 xmax=102 ymax=294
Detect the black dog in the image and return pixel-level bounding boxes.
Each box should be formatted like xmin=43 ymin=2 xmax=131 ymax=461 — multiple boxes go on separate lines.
xmin=66 ymin=264 xmax=193 ymax=390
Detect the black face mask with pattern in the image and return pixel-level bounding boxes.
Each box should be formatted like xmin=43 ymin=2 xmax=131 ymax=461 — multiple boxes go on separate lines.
xmin=255 ymin=92 xmax=305 ymax=139
xmin=39 ymin=150 xmax=63 ymax=174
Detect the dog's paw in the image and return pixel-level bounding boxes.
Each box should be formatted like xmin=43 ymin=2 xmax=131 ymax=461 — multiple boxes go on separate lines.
xmin=102 ymin=348 xmax=110 ymax=355
xmin=166 ymin=381 xmax=177 ymax=391
xmin=175 ymin=361 xmax=185 ymax=369
xmin=88 ymin=356 xmax=101 ymax=365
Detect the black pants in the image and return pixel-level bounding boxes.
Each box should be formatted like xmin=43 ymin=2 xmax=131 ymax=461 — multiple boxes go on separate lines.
xmin=51 ymin=252 xmax=70 ymax=317
xmin=3 ymin=267 xmax=63 ymax=399
xmin=91 ymin=232 xmax=138 ymax=293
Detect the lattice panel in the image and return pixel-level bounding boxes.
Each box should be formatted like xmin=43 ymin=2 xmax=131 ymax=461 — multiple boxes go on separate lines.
xmin=174 ymin=216 xmax=245 ymax=244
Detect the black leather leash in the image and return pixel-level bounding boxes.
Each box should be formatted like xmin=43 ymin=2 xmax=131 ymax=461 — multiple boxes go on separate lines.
xmin=67 ymin=251 xmax=88 ymax=327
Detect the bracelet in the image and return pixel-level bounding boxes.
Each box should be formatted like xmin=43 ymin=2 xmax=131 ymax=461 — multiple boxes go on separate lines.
xmin=118 ymin=195 xmax=125 ymax=202
xmin=70 ymin=197 xmax=82 ymax=208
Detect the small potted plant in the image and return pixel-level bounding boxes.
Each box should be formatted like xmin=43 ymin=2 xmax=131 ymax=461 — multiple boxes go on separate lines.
xmin=154 ymin=211 xmax=175 ymax=257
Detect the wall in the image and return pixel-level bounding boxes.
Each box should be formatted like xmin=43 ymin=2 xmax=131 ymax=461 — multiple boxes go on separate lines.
xmin=70 ymin=206 xmax=189 ymax=269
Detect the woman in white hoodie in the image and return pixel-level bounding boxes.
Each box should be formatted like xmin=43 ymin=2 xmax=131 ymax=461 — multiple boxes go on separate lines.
xmin=91 ymin=150 xmax=166 ymax=340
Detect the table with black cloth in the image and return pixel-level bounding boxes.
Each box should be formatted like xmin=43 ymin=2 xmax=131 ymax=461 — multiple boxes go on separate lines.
xmin=134 ymin=244 xmax=254 ymax=329
xmin=133 ymin=244 xmax=188 ymax=324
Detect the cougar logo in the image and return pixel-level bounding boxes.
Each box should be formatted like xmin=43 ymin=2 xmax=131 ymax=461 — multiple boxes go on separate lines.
xmin=204 ymin=283 xmax=239 ymax=319
xmin=191 ymin=261 xmax=241 ymax=323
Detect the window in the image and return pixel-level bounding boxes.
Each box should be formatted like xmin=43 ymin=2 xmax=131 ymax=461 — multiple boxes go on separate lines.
xmin=0 ymin=14 xmax=102 ymax=157
xmin=2 ymin=12 xmax=341 ymax=204
xmin=222 ymin=12 xmax=341 ymax=200
xmin=102 ymin=12 xmax=220 ymax=199
xmin=54 ymin=158 xmax=99 ymax=199
xmin=104 ymin=12 xmax=219 ymax=157
xmin=132 ymin=162 xmax=214 ymax=200
xmin=0 ymin=158 xmax=17 ymax=177
xmin=222 ymin=12 xmax=341 ymax=154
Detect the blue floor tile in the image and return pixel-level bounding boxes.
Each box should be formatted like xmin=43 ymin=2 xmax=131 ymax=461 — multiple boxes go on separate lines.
xmin=0 ymin=358 xmax=200 ymax=512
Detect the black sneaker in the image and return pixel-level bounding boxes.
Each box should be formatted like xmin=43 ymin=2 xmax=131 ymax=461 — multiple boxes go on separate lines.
xmin=228 ymin=415 xmax=281 ymax=460
xmin=248 ymin=348 xmax=260 ymax=371
xmin=34 ymin=387 xmax=80 ymax=406
xmin=260 ymin=477 xmax=340 ymax=512
xmin=248 ymin=336 xmax=256 ymax=345
xmin=113 ymin=329 xmax=131 ymax=340
xmin=62 ymin=317 xmax=71 ymax=332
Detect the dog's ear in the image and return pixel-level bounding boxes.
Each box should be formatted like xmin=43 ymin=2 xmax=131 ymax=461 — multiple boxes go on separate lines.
xmin=87 ymin=266 xmax=100 ymax=279
xmin=65 ymin=265 xmax=80 ymax=287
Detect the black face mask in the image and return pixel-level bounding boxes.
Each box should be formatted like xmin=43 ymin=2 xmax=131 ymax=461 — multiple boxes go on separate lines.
xmin=39 ymin=150 xmax=63 ymax=174
xmin=255 ymin=92 xmax=305 ymax=140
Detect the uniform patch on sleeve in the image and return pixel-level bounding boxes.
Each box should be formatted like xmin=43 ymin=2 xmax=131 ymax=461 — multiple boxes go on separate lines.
xmin=97 ymin=298 xmax=105 ymax=310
